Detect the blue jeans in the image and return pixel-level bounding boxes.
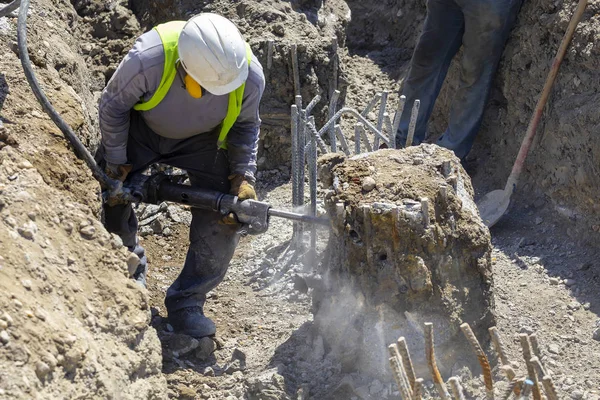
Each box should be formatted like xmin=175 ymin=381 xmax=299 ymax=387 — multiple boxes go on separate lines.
xmin=101 ymin=111 xmax=239 ymax=314
xmin=396 ymin=0 xmax=522 ymax=159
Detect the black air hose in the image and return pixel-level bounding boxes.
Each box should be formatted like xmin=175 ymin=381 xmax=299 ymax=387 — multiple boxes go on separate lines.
xmin=15 ymin=0 xmax=121 ymax=192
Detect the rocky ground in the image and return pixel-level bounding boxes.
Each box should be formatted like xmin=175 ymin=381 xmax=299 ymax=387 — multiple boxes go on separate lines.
xmin=0 ymin=0 xmax=599 ymax=399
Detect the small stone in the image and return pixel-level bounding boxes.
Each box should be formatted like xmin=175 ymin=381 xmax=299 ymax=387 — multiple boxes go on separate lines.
xmin=231 ymin=348 xmax=247 ymax=370
xmin=18 ymin=160 xmax=33 ymax=169
xmin=21 ymin=279 xmax=32 ymax=290
xmin=13 ymin=299 xmax=22 ymax=309
xmin=79 ymin=225 xmax=96 ymax=239
xmin=548 ymin=344 xmax=560 ymax=354
xmin=203 ymin=366 xmax=215 ymax=377
xmin=2 ymin=313 xmax=13 ymax=326
xmin=27 ymin=212 xmax=36 ymax=220
xmin=34 ymin=308 xmax=47 ymax=321
xmin=195 ymin=337 xmax=215 ymax=361
xmin=564 ymin=279 xmax=576 ymax=287
xmin=583 ymin=302 xmax=591 ymax=310
xmin=535 ymin=217 xmax=543 ymax=225
xmin=224 ymin=359 xmax=242 ymax=374
xmin=567 ymin=301 xmax=580 ymax=311
xmin=571 ymin=390 xmax=584 ymax=400
xmin=170 ymin=334 xmax=200 ymax=357
xmin=110 ymin=234 xmax=123 ymax=249
xmin=35 ymin=360 xmax=51 ymax=380
xmin=165 ymin=324 xmax=174 ymax=332
xmin=0 ymin=330 xmax=9 ymax=344
xmin=362 ymin=177 xmax=376 ymax=192
xmin=126 ymin=252 xmax=140 ymax=277
xmin=0 ymin=320 xmax=6 ymax=330
xmin=4 ymin=216 xmax=16 ymax=228
xmin=520 ymin=326 xmax=534 ymax=335
xmin=549 ymin=277 xmax=560 ymax=285
xmin=67 ymin=256 xmax=76 ymax=265
xmin=593 ymin=328 xmax=600 ymax=342
xmin=18 ymin=223 xmax=36 ymax=240
xmin=162 ymin=227 xmax=172 ymax=237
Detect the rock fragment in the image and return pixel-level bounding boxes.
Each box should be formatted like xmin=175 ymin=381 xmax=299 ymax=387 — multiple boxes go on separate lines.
xmin=0 ymin=330 xmax=10 ymax=344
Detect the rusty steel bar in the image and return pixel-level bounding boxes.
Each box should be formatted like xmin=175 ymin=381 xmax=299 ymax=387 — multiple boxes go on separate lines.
xmin=519 ymin=334 xmax=542 ymax=400
xmin=461 ymin=323 xmax=494 ymax=400
xmin=375 ymin=90 xmax=388 ymax=149
xmin=489 ymin=327 xmax=510 ymax=366
xmin=397 ymin=337 xmax=416 ymax=391
xmin=291 ymin=44 xmax=301 ymax=97
xmin=448 ymin=377 xmax=466 ymax=400
xmin=331 ymin=37 xmax=338 ymax=93
xmin=501 ymin=377 xmax=520 ymax=400
xmin=405 ymin=100 xmax=420 ymax=147
xmin=334 ymin=125 xmax=351 ymax=156
xmin=541 ymin=376 xmax=559 ymax=400
xmin=328 ymin=90 xmax=340 ymax=152
xmin=354 ymin=122 xmax=362 ymax=154
xmin=291 ymin=104 xmax=300 ymax=237
xmin=424 ymin=323 xmax=451 ymax=400
xmin=308 ymin=116 xmax=318 ymax=253
xmin=388 ymin=347 xmax=412 ymax=400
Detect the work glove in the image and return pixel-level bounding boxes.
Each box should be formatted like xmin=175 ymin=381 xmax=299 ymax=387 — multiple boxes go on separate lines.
xmin=105 ymin=162 xmax=133 ymax=182
xmin=221 ymin=174 xmax=257 ymax=225
xmin=104 ymin=162 xmax=133 ymax=206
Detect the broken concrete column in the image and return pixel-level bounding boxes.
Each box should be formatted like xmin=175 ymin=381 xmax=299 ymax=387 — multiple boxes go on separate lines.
xmin=315 ymin=145 xmax=494 ymax=378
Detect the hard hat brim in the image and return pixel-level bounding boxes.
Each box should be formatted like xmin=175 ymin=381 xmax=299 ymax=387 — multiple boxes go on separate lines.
xmin=196 ymin=64 xmax=249 ymax=96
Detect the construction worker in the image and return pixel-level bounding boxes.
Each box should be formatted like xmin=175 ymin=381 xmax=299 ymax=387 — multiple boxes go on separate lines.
xmin=396 ymin=0 xmax=523 ymax=162
xmin=97 ymin=13 xmax=265 ymax=338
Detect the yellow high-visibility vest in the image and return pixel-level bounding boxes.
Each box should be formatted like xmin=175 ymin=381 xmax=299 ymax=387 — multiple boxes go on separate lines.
xmin=133 ymin=21 xmax=251 ymax=149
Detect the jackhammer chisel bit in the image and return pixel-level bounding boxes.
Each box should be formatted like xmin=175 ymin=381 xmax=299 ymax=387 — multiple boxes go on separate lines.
xmin=123 ymin=173 xmax=329 ymax=235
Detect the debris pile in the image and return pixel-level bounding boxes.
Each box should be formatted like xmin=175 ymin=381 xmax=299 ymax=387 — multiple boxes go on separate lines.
xmin=314 ymin=145 xmax=495 ymax=379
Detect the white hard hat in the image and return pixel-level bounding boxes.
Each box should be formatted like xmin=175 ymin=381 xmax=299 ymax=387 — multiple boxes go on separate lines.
xmin=178 ymin=13 xmax=248 ymax=96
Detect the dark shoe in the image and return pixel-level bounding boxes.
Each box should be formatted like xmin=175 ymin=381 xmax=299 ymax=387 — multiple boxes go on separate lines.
xmin=133 ymin=262 xmax=147 ymax=289
xmin=169 ymin=307 xmax=216 ymax=338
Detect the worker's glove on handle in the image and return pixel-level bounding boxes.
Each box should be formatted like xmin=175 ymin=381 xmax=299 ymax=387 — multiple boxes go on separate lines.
xmin=104 ymin=162 xmax=133 ymax=206
xmin=221 ymin=174 xmax=257 ymax=225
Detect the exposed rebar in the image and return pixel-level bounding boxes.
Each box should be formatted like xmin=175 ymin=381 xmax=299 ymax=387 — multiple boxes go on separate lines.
xmin=530 ymin=356 xmax=547 ymax=380
xmin=308 ymin=116 xmax=318 ymax=253
xmin=388 ymin=344 xmax=413 ymax=400
xmin=291 ymin=104 xmax=299 ymax=236
xmin=520 ymin=379 xmax=534 ymax=399
xmin=501 ymin=377 xmax=520 ymax=400
xmin=361 ymin=93 xmax=382 ymax=117
xmin=528 ymin=334 xmax=542 ymax=360
xmin=331 ymin=37 xmax=338 ymax=93
xmin=389 ymin=356 xmax=411 ymax=400
xmin=354 ymin=122 xmax=362 ymax=154
xmin=413 ymin=378 xmax=424 ymax=400
xmin=291 ymin=44 xmax=301 ymax=97
xmin=541 ymin=375 xmax=559 ymax=400
xmin=0 ymin=0 xmax=20 ymax=17
xmin=267 ymin=39 xmax=274 ymax=70
xmin=392 ymin=95 xmax=407 ymax=142
xmin=489 ymin=327 xmax=510 ymax=366
xmin=397 ymin=337 xmax=416 ymax=391
xmin=328 ymin=90 xmax=340 ymax=152
xmin=297 ymin=107 xmax=306 ymax=220
xmin=306 ymin=121 xmax=329 ymax=154
xmin=334 ymin=125 xmax=350 ymax=156
xmin=405 ymin=100 xmax=420 ymax=147
xmin=375 ymin=90 xmax=388 ymax=149
xmin=384 ymin=113 xmax=395 ymax=149
xmin=319 ymin=107 xmax=389 ymax=146
xmin=519 ymin=334 xmax=542 ymax=400
xmin=460 ymin=323 xmax=494 ymax=399
xmin=448 ymin=377 xmax=466 ymax=400
xmin=424 ymin=323 xmax=451 ymax=400
xmin=305 ymin=94 xmax=322 ymax=116
xmin=360 ymin=124 xmax=373 ymax=153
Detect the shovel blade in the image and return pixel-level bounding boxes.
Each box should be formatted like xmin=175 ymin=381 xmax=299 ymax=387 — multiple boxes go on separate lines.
xmin=477 ymin=188 xmax=512 ymax=228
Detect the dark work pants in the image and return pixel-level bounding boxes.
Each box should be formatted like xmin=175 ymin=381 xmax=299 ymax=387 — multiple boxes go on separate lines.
xmin=396 ymin=0 xmax=522 ymax=159
xmin=102 ymin=111 xmax=239 ymax=313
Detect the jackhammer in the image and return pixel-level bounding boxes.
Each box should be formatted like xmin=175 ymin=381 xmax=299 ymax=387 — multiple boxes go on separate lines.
xmin=123 ymin=173 xmax=329 ymax=235
xmin=13 ymin=0 xmax=329 ymax=234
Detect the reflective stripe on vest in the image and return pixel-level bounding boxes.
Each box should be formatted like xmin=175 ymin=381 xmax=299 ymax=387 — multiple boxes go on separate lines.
xmin=133 ymin=21 xmax=252 ymax=150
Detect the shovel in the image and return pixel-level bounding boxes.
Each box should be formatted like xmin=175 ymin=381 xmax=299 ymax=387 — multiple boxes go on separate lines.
xmin=477 ymin=0 xmax=588 ymax=227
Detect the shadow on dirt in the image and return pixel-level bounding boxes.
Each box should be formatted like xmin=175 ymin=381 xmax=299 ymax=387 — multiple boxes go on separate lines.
xmin=489 ymin=202 xmax=600 ymax=319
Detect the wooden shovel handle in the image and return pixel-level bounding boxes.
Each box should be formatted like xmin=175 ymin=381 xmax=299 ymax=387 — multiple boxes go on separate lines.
xmin=508 ymin=0 xmax=588 ymax=185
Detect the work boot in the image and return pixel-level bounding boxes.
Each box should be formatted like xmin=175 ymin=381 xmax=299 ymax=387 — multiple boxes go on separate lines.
xmin=133 ymin=262 xmax=147 ymax=289
xmin=169 ymin=307 xmax=216 ymax=338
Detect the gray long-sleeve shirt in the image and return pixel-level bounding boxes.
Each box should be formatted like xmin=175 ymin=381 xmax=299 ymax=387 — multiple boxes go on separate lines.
xmin=99 ymin=28 xmax=265 ymax=178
